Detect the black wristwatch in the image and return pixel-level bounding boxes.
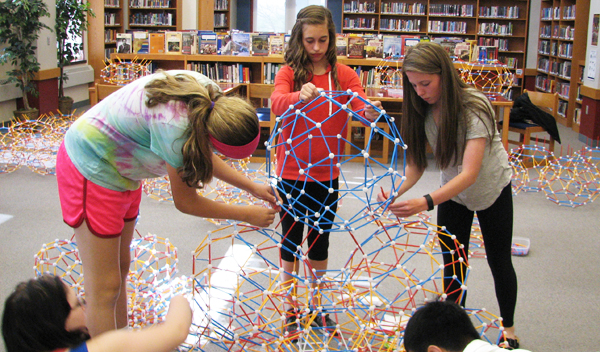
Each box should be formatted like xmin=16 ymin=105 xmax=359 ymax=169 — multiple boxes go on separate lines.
xmin=423 ymin=194 xmax=434 ymax=211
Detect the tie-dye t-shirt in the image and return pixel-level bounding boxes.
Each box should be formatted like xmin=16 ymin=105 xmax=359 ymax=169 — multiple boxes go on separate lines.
xmin=64 ymin=70 xmax=221 ymax=192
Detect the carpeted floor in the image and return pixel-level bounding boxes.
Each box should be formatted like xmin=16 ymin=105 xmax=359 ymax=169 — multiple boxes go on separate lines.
xmin=1 ymin=121 xmax=599 ymax=351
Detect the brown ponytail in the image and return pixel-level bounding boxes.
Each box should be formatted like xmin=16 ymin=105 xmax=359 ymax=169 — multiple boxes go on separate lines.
xmin=145 ymin=71 xmax=258 ymax=188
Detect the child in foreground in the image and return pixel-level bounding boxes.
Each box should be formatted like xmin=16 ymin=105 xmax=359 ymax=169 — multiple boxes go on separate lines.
xmin=403 ymin=300 xmax=531 ymax=352
xmin=2 ymin=274 xmax=192 ymax=352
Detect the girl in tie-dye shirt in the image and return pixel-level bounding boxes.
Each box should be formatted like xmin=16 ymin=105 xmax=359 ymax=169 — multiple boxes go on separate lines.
xmin=56 ymin=70 xmax=280 ymax=336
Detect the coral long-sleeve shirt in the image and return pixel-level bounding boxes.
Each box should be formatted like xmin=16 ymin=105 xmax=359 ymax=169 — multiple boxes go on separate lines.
xmin=271 ymin=64 xmax=368 ymax=181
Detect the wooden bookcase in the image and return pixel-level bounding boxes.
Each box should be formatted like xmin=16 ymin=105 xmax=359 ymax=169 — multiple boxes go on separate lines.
xmin=88 ymin=0 xmax=183 ymax=81
xmin=341 ymin=0 xmax=530 ymax=99
xmin=214 ymin=0 xmax=231 ymax=32
xmin=128 ymin=0 xmax=183 ymax=32
xmin=535 ymin=0 xmax=589 ymax=127
xmin=88 ymin=0 xmax=125 ymax=81
xmin=572 ymin=59 xmax=585 ymax=133
xmin=197 ymin=0 xmax=233 ymax=31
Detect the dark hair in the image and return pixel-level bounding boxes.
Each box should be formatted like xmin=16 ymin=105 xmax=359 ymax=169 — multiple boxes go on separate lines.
xmin=401 ymin=42 xmax=495 ymax=170
xmin=144 ymin=71 xmax=258 ymax=188
xmin=2 ymin=275 xmax=89 ymax=352
xmin=403 ymin=300 xmax=481 ymax=352
xmin=284 ymin=5 xmax=341 ymax=91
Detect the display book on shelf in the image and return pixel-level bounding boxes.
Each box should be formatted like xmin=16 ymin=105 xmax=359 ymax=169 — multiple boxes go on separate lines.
xmin=535 ymin=0 xmax=590 ymax=128
xmin=114 ymin=30 xmax=287 ymax=62
xmin=113 ymin=31 xmax=516 ymax=91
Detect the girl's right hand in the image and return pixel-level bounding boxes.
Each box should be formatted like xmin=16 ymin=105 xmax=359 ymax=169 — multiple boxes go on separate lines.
xmin=244 ymin=205 xmax=278 ymax=228
xmin=299 ymin=83 xmax=321 ymax=102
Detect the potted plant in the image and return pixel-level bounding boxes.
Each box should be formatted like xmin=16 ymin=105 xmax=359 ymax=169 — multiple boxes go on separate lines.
xmin=55 ymin=0 xmax=95 ymax=115
xmin=0 ymin=0 xmax=51 ymax=120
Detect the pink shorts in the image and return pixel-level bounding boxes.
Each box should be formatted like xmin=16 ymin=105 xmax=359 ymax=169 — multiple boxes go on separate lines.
xmin=56 ymin=142 xmax=141 ymax=238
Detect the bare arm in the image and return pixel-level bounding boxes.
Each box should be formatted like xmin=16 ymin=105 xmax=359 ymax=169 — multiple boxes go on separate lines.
xmin=85 ymin=295 xmax=192 ymax=352
xmin=378 ymin=161 xmax=425 ymax=202
xmin=166 ymin=163 xmax=278 ymax=227
xmin=387 ymin=137 xmax=486 ymax=218
xmin=210 ymin=154 xmax=281 ymax=209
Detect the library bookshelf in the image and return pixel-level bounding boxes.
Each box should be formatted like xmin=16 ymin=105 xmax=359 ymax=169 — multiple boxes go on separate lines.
xmin=89 ymin=0 xmax=125 ymax=81
xmin=88 ymin=0 xmax=183 ymax=82
xmin=196 ymin=0 xmax=232 ymax=32
xmin=535 ymin=0 xmax=589 ymax=128
xmin=128 ymin=0 xmax=182 ymax=32
xmin=341 ymin=0 xmax=530 ymax=99
xmin=213 ymin=0 xmax=231 ymax=32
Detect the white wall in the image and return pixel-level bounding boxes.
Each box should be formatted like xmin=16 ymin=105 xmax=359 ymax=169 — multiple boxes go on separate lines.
xmin=584 ymin=3 xmax=600 ymax=89
xmin=38 ymin=0 xmax=57 ymax=71
xmin=182 ymin=0 xmax=197 ymax=29
xmin=0 ymin=0 xmax=94 ymax=122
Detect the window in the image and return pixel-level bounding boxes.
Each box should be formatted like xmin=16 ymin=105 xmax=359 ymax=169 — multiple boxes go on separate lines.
xmin=254 ymin=0 xmax=327 ymax=33
xmin=56 ymin=0 xmax=88 ymax=65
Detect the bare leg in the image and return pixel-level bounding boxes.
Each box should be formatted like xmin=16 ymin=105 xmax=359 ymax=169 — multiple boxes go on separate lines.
xmin=74 ymin=221 xmax=132 ymax=336
xmin=115 ymin=220 xmax=136 ymax=329
xmin=504 ymin=326 xmax=517 ymax=339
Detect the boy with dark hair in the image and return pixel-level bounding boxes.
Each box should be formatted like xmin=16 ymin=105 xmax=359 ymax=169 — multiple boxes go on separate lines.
xmin=403 ymin=300 xmax=531 ymax=352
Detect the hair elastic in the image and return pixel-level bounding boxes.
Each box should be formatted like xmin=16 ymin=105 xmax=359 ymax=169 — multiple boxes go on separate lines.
xmin=209 ymin=101 xmax=215 ymax=111
xmin=209 ymin=133 xmax=260 ymax=159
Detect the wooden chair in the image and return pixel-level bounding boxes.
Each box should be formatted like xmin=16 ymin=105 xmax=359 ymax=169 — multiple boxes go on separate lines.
xmin=248 ymin=84 xmax=276 ymax=162
xmin=88 ymin=81 xmax=122 ymax=106
xmin=502 ymin=89 xmax=559 ymax=153
xmin=345 ymin=117 xmax=391 ymax=164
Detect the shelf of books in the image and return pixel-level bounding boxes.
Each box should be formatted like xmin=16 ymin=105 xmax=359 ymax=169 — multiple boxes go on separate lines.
xmin=214 ymin=0 xmax=230 ymax=32
xmin=535 ymin=0 xmax=589 ymax=127
xmin=89 ymin=0 xmax=125 ymax=81
xmin=339 ymin=0 xmax=530 ymax=100
xmin=128 ymin=0 xmax=182 ymax=31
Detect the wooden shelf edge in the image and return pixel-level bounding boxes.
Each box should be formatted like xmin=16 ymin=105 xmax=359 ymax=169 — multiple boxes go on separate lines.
xmin=33 ymin=68 xmax=61 ymax=81
xmin=580 ymin=85 xmax=600 ymax=101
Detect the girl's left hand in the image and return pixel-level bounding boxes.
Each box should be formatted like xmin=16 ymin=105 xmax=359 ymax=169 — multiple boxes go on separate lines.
xmin=250 ymin=183 xmax=282 ymax=211
xmin=386 ymin=197 xmax=428 ymax=218
xmin=364 ymin=99 xmax=382 ymax=121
